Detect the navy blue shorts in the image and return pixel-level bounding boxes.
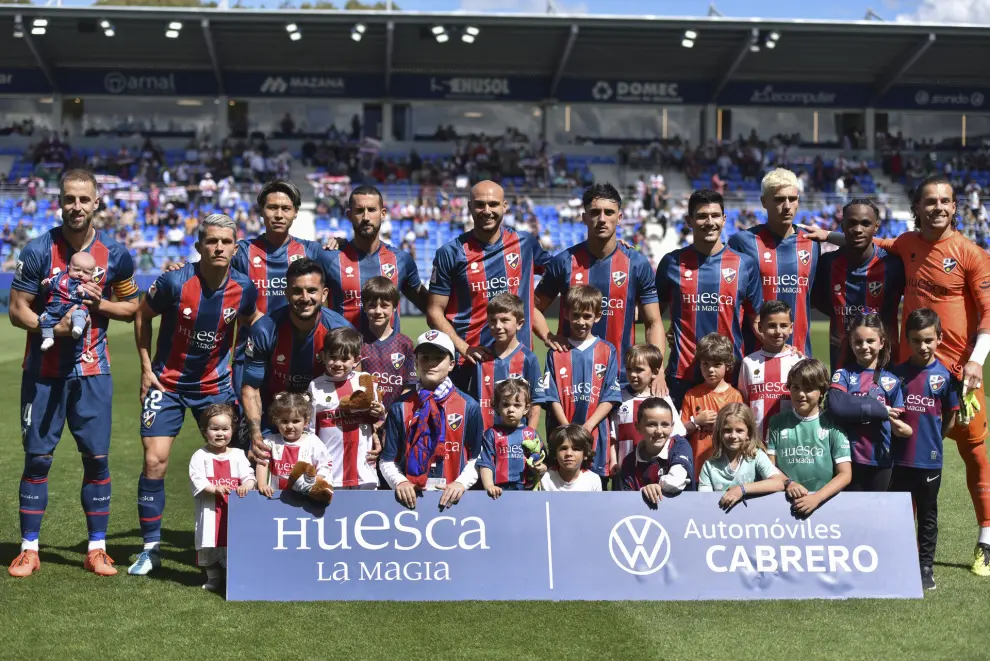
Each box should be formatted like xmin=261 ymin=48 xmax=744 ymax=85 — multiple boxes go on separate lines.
xmin=140 ymin=387 xmax=237 ymax=438
xmin=21 ymin=373 xmax=113 ymax=456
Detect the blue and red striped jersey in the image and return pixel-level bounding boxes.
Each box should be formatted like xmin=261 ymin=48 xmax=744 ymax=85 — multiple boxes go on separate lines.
xmin=619 ymin=435 xmax=694 ymax=491
xmin=323 ymin=242 xmax=421 ymax=330
xmin=147 ymin=263 xmax=258 ymax=396
xmin=12 ymin=228 xmax=138 ymax=378
xmin=891 ymin=359 xmax=959 ymax=469
xmin=535 ymin=337 xmax=622 ymax=476
xmin=381 ymin=388 xmax=483 ymax=485
xmin=429 ymin=227 xmax=551 ymax=353
xmin=812 ymin=246 xmax=905 ymax=370
xmin=231 ymin=235 xmax=323 ymax=316
xmin=655 ymin=245 xmax=762 ymax=380
xmin=728 ymin=225 xmax=820 ymax=355
xmin=467 ymin=341 xmax=546 ymax=430
xmin=477 ymin=426 xmax=542 ymax=489
xmin=361 ymin=329 xmax=417 ymax=410
xmin=829 ymin=365 xmax=904 ymax=467
xmin=536 ymin=242 xmax=658 ymax=383
xmin=44 ymin=272 xmax=86 ymax=308
xmin=242 ymin=306 xmax=353 ymax=426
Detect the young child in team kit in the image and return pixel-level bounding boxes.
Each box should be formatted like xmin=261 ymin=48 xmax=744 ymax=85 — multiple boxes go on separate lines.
xmin=738 ymin=300 xmax=804 ymax=440
xmin=698 ymin=403 xmax=785 ymax=508
xmin=360 ymin=277 xmax=417 ymax=413
xmin=680 ymin=333 xmax=743 ymax=480
xmin=619 ymin=397 xmax=693 ymax=505
xmin=309 ymin=327 xmax=386 ymax=490
xmin=609 ymin=344 xmax=686 ymax=478
xmin=766 ymin=358 xmax=852 ymax=516
xmin=477 ymin=380 xmax=546 ymax=498
xmin=540 ymin=424 xmax=603 ymax=492
xmin=38 ymin=251 xmax=97 ymax=351
xmin=255 ymin=392 xmax=332 ymax=497
xmin=827 ymin=312 xmax=912 ymax=492
xmin=536 ymin=285 xmax=622 ymax=488
xmin=891 ymin=309 xmax=960 ymax=590
xmin=188 ymin=404 xmax=256 ymax=593
xmin=469 ymin=293 xmax=544 ymax=431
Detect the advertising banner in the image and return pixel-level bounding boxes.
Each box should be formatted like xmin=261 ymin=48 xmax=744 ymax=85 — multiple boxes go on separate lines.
xmin=55 ymin=68 xmax=218 ymax=96
xmin=0 ymin=68 xmax=52 ymax=95
xmin=224 ymin=72 xmax=385 ymax=99
xmin=717 ymin=82 xmax=872 ymax=108
xmin=556 ymin=78 xmax=711 ymax=104
xmin=878 ymin=85 xmax=990 ymax=111
xmin=390 ymin=74 xmax=549 ymax=101
xmin=227 ymin=491 xmax=922 ymax=601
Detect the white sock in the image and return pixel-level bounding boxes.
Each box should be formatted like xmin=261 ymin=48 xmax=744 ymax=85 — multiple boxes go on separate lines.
xmin=88 ymin=540 xmax=106 ymax=552
xmin=979 ymin=527 xmax=990 ymax=546
xmin=144 ymin=542 xmax=160 ymax=552
xmin=21 ymin=539 xmax=39 ymax=552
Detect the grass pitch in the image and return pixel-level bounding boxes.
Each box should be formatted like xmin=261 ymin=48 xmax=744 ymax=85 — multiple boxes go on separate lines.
xmin=1 ymin=317 xmax=988 ymax=661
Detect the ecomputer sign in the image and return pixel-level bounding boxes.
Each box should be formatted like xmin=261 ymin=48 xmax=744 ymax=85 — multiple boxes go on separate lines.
xmin=227 ymin=492 xmax=921 ymax=601
xmin=717 ymin=82 xmax=871 ymax=107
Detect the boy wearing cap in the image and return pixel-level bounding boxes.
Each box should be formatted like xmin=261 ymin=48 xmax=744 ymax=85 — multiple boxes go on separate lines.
xmin=380 ymin=330 xmax=484 ymax=510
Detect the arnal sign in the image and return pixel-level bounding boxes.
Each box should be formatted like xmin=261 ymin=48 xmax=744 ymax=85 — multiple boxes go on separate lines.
xmin=103 ymin=71 xmax=176 ymax=95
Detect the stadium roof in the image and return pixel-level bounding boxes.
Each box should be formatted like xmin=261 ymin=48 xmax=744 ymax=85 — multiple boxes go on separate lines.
xmin=2 ymin=7 xmax=990 ymax=102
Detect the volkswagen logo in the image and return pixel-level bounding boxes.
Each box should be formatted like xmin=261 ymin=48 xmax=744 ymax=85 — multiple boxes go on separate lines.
xmin=104 ymin=72 xmax=127 ymax=94
xmin=608 ymin=515 xmax=671 ymax=575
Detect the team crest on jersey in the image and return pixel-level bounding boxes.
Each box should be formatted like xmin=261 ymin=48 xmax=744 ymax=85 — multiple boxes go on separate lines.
xmin=612 ymin=271 xmax=627 ymax=287
xmin=142 ymin=410 xmax=157 ymax=429
xmin=245 ymin=338 xmax=255 ymax=357
xmin=390 ymin=352 xmax=405 ymax=369
xmin=92 ymin=266 xmax=106 ymax=283
xmin=868 ymin=281 xmax=883 ymax=297
xmin=381 ymin=263 xmax=396 ymax=279
xmin=594 ymin=363 xmax=606 ymax=379
xmin=721 ymin=268 xmax=736 ymax=284
xmin=447 ymin=413 xmax=463 ymax=430
xmin=506 ymin=252 xmax=519 ymax=269
xmin=943 ymin=258 xmax=958 ymax=274
xmin=818 ymin=428 xmax=828 ymax=440
xmin=798 ymin=250 xmax=811 ymax=265
xmin=424 ymin=330 xmax=440 ymax=341
xmin=880 ymin=376 xmax=897 ymax=391
xmin=289 ymin=254 xmax=303 ymax=263
xmin=222 ymin=307 xmax=237 ymax=324
xmin=929 ymin=374 xmax=946 ymax=392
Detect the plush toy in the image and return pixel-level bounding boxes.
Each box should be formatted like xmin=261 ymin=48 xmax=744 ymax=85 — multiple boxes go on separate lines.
xmin=338 ymin=372 xmax=379 ymax=414
xmin=286 ymin=461 xmax=334 ymax=503
xmin=522 ymin=437 xmax=546 ymax=491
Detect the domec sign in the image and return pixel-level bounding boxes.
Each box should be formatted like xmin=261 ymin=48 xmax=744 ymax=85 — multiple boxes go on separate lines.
xmin=227 ymin=491 xmax=921 ymax=601
xmin=557 ymin=78 xmax=710 ymax=104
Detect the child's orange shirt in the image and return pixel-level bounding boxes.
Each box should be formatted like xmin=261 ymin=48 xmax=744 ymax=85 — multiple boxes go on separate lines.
xmin=680 ymin=383 xmax=744 ymax=479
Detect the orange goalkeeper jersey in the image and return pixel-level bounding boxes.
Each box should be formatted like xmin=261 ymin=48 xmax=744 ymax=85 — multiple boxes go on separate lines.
xmin=877 ymin=231 xmax=990 ymax=376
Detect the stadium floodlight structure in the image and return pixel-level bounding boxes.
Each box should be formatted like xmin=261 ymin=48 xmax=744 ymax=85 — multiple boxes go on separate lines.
xmin=351 ymin=22 xmax=366 ymax=42
xmin=165 ymin=20 xmax=182 ymax=38
xmin=462 ymin=25 xmax=479 ymax=43
xmin=31 ymin=17 xmax=46 ymax=35
xmin=431 ymin=24 xmax=448 ymax=43
xmin=286 ymin=22 xmax=302 ymax=41
xmin=101 ymin=19 xmax=115 ymax=37
xmin=682 ymin=29 xmax=697 ymax=48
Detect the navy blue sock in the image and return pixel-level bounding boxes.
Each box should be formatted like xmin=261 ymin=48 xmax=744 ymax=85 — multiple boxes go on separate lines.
xmin=137 ymin=474 xmax=165 ymax=545
xmin=81 ymin=455 xmax=111 ymax=542
xmin=20 ymin=454 xmax=53 ymax=543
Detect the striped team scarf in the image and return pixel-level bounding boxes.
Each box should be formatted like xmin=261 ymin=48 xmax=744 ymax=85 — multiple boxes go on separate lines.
xmin=404 ymin=377 xmax=454 ymax=488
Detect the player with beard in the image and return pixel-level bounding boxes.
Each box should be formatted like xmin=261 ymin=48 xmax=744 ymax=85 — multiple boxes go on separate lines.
xmin=728 ymin=168 xmax=820 ymax=356
xmin=427 ymin=180 xmax=553 ymax=390
xmin=9 ymin=169 xmax=139 ymax=577
xmin=242 ymin=258 xmax=354 ymax=463
xmin=322 ymin=185 xmax=427 ymax=330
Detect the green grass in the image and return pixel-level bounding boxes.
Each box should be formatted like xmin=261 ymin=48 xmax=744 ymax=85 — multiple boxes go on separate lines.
xmin=1 ymin=317 xmax=989 ymax=661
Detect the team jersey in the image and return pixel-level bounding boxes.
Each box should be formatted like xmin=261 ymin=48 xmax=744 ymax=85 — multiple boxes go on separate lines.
xmin=323 ymin=242 xmax=421 ymax=329
xmin=261 ymin=433 xmax=332 ymax=490
xmin=680 ymin=383 xmax=744 ymax=478
xmin=891 ymin=359 xmax=960 ymax=469
xmin=468 ymin=341 xmax=545 ymax=430
xmin=812 ymin=246 xmax=904 ymax=370
xmin=610 ymin=389 xmax=686 ymax=472
xmin=698 ymin=449 xmax=779 ymax=493
xmin=309 ymin=372 xmax=380 ymax=488
xmin=189 ymin=447 xmax=253 ymax=550
xmin=656 ymin=245 xmax=762 ymax=380
xmin=738 ymin=348 xmax=803 ymax=440
xmin=231 ymin=235 xmax=324 ymax=316
xmin=148 ymin=263 xmax=257 ymax=395
xmin=618 ymin=435 xmax=694 ymax=492
xmin=829 ymin=365 xmax=904 ymax=467
xmin=242 ymin=307 xmax=353 ymax=428
xmin=477 ymin=426 xmax=543 ymax=489
xmin=766 ymin=410 xmax=851 ymax=492
xmin=535 ymin=242 xmax=658 ymax=382
xmin=728 ymin=225 xmax=820 ymax=355
xmin=361 ymin=329 xmax=417 ymax=410
xmin=43 ymin=272 xmax=86 ymax=309
xmin=876 ymin=231 xmax=990 ymax=375
xmin=535 ymin=336 xmax=622 ymax=476
xmin=12 ymin=228 xmax=138 ymax=378
xmin=430 ymin=227 xmax=551 ymax=353
xmin=381 ymin=387 xmax=483 ymax=487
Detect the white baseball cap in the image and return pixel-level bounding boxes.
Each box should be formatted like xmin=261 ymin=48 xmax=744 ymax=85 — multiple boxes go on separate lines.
xmin=415 ymin=330 xmax=456 ymax=360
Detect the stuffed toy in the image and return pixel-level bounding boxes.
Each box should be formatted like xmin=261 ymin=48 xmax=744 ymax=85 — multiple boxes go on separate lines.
xmin=338 ymin=372 xmax=379 ymax=414
xmin=286 ymin=461 xmax=334 ymax=503
xmin=522 ymin=437 xmax=546 ymax=491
